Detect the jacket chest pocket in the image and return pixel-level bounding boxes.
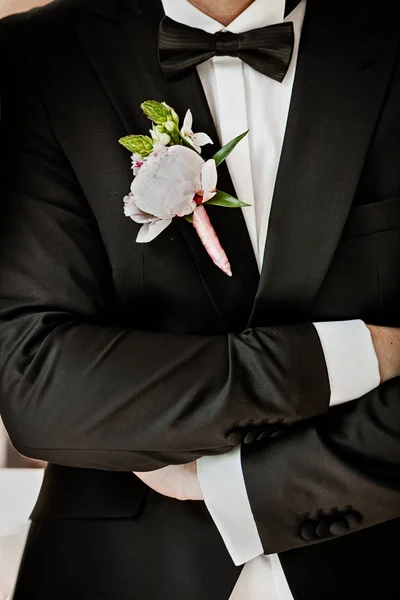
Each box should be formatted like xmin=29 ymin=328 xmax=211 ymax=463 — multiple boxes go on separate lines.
xmin=343 ymin=196 xmax=400 ymax=240
xmin=313 ymin=197 xmax=400 ymax=323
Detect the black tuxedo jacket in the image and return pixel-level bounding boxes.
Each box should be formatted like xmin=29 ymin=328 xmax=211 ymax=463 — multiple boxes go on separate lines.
xmin=0 ymin=0 xmax=399 ymax=598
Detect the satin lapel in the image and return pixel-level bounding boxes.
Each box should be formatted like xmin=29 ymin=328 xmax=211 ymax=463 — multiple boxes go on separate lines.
xmin=248 ymin=0 xmax=400 ymax=326
xmin=74 ymin=0 xmax=259 ymax=332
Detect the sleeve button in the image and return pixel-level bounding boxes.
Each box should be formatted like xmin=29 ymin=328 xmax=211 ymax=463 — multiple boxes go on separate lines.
xmin=344 ymin=512 xmax=363 ymax=530
xmin=316 ymin=520 xmax=331 ymax=539
xmin=244 ymin=431 xmax=259 ymax=444
xmin=300 ymin=522 xmax=318 ymax=541
xmin=330 ymin=520 xmax=350 ymax=536
xmin=226 ymin=431 xmax=244 ymax=445
xmin=257 ymin=430 xmax=270 ymax=442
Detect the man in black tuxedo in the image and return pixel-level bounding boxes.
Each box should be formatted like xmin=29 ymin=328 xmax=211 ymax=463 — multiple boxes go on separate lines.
xmin=0 ymin=0 xmax=399 ymax=598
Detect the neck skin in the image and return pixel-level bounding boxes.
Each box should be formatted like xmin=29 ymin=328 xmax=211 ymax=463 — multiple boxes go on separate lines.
xmin=187 ymin=0 xmax=256 ymax=26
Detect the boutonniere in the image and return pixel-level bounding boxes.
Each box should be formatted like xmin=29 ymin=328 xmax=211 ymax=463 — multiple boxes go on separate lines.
xmin=119 ymin=101 xmax=249 ymax=277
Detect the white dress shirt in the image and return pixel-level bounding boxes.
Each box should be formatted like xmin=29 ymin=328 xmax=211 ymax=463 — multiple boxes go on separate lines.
xmin=161 ymin=1 xmax=381 ymax=598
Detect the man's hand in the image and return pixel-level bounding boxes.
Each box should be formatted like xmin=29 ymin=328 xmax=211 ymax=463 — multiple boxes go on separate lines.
xmin=134 ymin=462 xmax=204 ymax=501
xmin=366 ymin=325 xmax=400 ymax=384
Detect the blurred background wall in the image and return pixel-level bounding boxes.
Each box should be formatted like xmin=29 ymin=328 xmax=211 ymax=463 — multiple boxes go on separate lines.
xmin=0 ymin=0 xmax=52 ymax=467
xmin=0 ymin=0 xmax=50 ymax=19
xmin=0 ymin=3 xmax=55 ymax=597
xmin=1 ymin=419 xmax=45 ymax=468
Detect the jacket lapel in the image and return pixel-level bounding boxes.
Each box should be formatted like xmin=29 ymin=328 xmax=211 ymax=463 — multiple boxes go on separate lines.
xmin=74 ymin=0 xmax=259 ymax=332
xmin=248 ymin=0 xmax=400 ymax=326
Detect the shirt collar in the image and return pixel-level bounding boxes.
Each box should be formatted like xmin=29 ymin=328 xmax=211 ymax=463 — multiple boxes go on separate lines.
xmin=160 ymin=0 xmax=288 ymax=34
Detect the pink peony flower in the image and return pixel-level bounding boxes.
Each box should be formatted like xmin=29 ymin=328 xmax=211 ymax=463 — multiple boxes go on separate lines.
xmin=125 ymin=145 xmax=217 ymax=243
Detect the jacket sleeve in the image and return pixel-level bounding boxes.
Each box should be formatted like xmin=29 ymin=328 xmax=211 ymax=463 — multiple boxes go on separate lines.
xmin=241 ymin=377 xmax=400 ymax=554
xmin=0 ymin=24 xmax=330 ymax=472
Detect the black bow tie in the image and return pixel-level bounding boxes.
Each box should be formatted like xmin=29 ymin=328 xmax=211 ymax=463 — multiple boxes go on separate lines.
xmin=158 ymin=16 xmax=295 ymax=83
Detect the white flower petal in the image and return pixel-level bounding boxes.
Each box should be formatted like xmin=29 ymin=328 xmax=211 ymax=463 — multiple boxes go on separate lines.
xmin=202 ymin=190 xmax=217 ymax=203
xmin=193 ymin=132 xmax=213 ymax=147
xmin=200 ymin=159 xmax=218 ymax=201
xmin=127 ymin=208 xmax=156 ymax=224
xmin=123 ymin=195 xmax=156 ymax=222
xmin=136 ymin=218 xmax=173 ymax=243
xmin=152 ymin=142 xmax=168 ymax=157
xmin=182 ymin=109 xmax=193 ymax=134
xmin=182 ymin=135 xmax=200 ymax=153
xmin=169 ymin=145 xmax=204 ymax=179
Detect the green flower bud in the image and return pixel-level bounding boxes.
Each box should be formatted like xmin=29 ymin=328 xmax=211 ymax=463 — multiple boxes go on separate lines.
xmin=118 ymin=135 xmax=154 ymax=157
xmin=150 ymin=127 xmax=171 ymax=145
xmin=164 ymin=119 xmax=176 ymax=132
xmin=162 ymin=102 xmax=179 ymax=126
xmin=141 ymin=100 xmax=171 ymax=124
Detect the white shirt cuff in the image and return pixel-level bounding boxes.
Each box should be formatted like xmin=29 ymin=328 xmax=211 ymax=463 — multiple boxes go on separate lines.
xmin=313 ymin=319 xmax=380 ymax=406
xmin=199 ymin=320 xmax=380 ymax=566
xmin=197 ymin=446 xmax=263 ymax=566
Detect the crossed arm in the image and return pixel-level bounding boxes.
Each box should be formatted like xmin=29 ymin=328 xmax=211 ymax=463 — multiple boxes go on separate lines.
xmin=1 ymin=23 xmax=400 ymax=559
xmin=0 ymin=23 xmax=332 ymax=472
xmin=133 ymin=325 xmax=400 ymax=564
xmin=134 ymin=325 xmax=400 ymax=501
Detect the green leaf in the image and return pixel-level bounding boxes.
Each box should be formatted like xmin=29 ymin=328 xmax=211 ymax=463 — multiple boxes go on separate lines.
xmin=212 ymin=130 xmax=249 ymax=167
xmin=184 ymin=214 xmax=194 ymax=223
xmin=205 ymin=190 xmax=251 ymax=208
xmin=118 ymin=135 xmax=154 ymax=157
